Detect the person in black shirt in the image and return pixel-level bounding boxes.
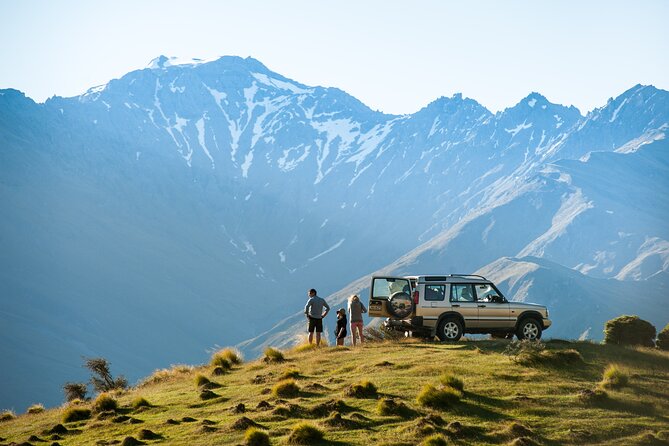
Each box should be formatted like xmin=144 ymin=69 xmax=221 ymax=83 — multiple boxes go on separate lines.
xmin=335 ymin=308 xmax=347 ymax=346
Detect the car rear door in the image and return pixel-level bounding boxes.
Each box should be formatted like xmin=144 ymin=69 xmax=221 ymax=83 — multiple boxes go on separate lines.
xmin=369 ymin=276 xmax=413 ymax=318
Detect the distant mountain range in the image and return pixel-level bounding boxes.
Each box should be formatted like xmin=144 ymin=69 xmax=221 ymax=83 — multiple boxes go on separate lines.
xmin=1 ymin=55 xmax=667 ymax=411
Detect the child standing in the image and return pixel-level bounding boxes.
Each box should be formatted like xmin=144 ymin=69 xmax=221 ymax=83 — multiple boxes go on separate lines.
xmin=335 ymin=308 xmax=347 ymax=346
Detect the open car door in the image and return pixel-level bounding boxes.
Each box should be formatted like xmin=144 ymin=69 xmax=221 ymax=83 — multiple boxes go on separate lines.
xmin=369 ymin=276 xmax=413 ymax=319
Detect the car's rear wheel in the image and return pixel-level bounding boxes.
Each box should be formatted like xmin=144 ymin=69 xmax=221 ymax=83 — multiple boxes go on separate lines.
xmin=516 ymin=318 xmax=542 ymax=341
xmin=437 ymin=317 xmax=463 ymax=342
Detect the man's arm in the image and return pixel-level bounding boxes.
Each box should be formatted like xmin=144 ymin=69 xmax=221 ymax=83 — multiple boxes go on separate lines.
xmin=304 ymin=300 xmax=311 ymax=316
xmin=322 ymin=299 xmax=330 ymax=318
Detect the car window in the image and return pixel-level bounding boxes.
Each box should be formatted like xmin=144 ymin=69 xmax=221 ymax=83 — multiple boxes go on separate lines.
xmin=372 ymin=277 xmax=411 ymax=300
xmin=475 ymin=284 xmax=504 ymax=302
xmin=424 ymin=284 xmax=446 ymax=301
xmin=450 ymin=284 xmax=475 ymax=302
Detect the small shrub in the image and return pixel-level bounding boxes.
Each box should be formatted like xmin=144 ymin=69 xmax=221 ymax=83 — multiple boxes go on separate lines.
xmin=85 ymin=357 xmax=128 ymax=392
xmin=417 ymin=384 xmax=461 ymax=409
xmin=93 ymin=393 xmax=118 ymax=413
xmin=421 ymin=434 xmax=448 ymax=446
xmin=363 ymin=326 xmax=404 ymax=342
xmin=377 ymin=398 xmax=412 ymax=417
xmin=657 ymin=324 xmax=669 ymax=351
xmin=439 ymin=374 xmax=464 ymax=392
xmin=194 ymin=374 xmax=211 ymax=387
xmin=200 ymin=389 xmax=219 ymax=400
xmin=214 ymin=348 xmax=244 ymax=365
xmin=131 ymin=397 xmax=152 ymax=409
xmin=280 ymin=369 xmax=301 ymax=380
xmin=62 ymin=406 xmax=91 ymax=423
xmin=273 ymin=379 xmax=300 ymax=398
xmin=212 ymin=366 xmax=227 ymax=376
xmin=345 ymin=380 xmax=377 ymax=398
xmin=245 ymin=427 xmax=270 ymax=446
xmin=0 ymin=410 xmax=16 ymax=422
xmin=504 ymin=340 xmax=545 ymax=364
xmin=578 ymin=388 xmax=608 ymax=404
xmin=287 ymin=422 xmax=324 ymax=444
xmin=26 ymin=403 xmax=45 ymax=414
xmin=604 ymin=315 xmax=656 ymax=347
xmin=139 ymin=364 xmax=193 ymax=387
xmin=63 ymin=382 xmax=88 ymax=402
xmin=264 ymin=347 xmax=285 ymax=363
xmin=600 ymin=364 xmax=629 ymax=389
xmin=293 ymin=343 xmax=318 ymax=353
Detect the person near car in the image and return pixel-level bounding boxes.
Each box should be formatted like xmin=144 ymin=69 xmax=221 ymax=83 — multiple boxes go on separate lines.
xmin=335 ymin=308 xmax=347 ymax=346
xmin=348 ymin=294 xmax=367 ymax=346
xmin=304 ymin=288 xmax=330 ymax=346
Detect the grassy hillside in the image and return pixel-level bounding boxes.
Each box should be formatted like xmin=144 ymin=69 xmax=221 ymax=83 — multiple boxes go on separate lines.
xmin=1 ymin=338 xmax=668 ymax=446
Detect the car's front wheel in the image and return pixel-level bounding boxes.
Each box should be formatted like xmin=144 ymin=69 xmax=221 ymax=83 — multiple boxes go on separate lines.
xmin=437 ymin=317 xmax=463 ymax=342
xmin=516 ymin=318 xmax=542 ymax=341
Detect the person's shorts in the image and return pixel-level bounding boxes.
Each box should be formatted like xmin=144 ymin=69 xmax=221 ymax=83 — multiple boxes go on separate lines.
xmin=350 ymin=321 xmax=364 ymax=331
xmin=336 ymin=330 xmax=347 ymax=339
xmin=308 ymin=316 xmax=323 ymax=333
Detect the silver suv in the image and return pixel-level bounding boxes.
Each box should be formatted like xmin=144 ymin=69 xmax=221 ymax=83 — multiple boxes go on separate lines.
xmin=368 ymin=274 xmax=551 ymax=341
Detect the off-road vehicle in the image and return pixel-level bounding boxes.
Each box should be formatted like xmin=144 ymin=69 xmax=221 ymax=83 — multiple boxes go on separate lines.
xmin=368 ymin=274 xmax=551 ymax=341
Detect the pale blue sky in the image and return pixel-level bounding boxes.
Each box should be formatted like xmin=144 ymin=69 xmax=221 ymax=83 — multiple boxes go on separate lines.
xmin=1 ymin=0 xmax=667 ymax=114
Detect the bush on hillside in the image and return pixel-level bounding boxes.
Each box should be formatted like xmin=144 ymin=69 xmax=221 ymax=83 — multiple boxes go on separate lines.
xmin=194 ymin=374 xmax=211 ymax=387
xmin=439 ymin=374 xmax=464 ymax=392
xmin=85 ymin=357 xmax=128 ymax=392
xmin=131 ymin=397 xmax=152 ymax=409
xmin=604 ymin=315 xmax=656 ymax=347
xmin=93 ymin=393 xmax=118 ymax=413
xmin=264 ymin=347 xmax=285 ymax=363
xmin=421 ymin=434 xmax=449 ymax=446
xmin=27 ymin=403 xmax=45 ymax=414
xmin=377 ymin=398 xmax=413 ymax=417
xmin=63 ymin=382 xmax=88 ymax=402
xmin=62 ymin=406 xmax=91 ymax=423
xmin=600 ymin=364 xmax=629 ymax=389
xmin=416 ymin=384 xmax=462 ymax=409
xmin=287 ymin=422 xmax=324 ymax=444
xmin=0 ymin=410 xmax=16 ymax=422
xmin=138 ymin=364 xmax=193 ymax=387
xmin=363 ymin=326 xmax=404 ymax=342
xmin=657 ymin=323 xmax=669 ymax=351
xmin=279 ymin=369 xmax=301 ymax=380
xmin=244 ymin=427 xmax=271 ymax=446
xmin=345 ymin=380 xmax=378 ymax=398
xmin=272 ymin=379 xmax=300 ymax=398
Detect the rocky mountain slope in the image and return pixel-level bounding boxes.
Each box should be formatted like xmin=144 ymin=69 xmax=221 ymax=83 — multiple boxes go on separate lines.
xmin=1 ymin=55 xmax=668 ymax=411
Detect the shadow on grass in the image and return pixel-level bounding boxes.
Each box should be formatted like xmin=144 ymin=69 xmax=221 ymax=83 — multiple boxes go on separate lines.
xmin=465 ymin=392 xmax=517 ymax=410
xmin=449 ymin=400 xmax=512 ymax=421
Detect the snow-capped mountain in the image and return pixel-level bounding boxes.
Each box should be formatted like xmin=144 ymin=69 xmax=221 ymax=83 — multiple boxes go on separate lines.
xmin=1 ymin=56 xmax=668 ymax=411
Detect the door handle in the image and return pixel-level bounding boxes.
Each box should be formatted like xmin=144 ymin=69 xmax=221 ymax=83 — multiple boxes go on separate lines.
xmin=478 ymin=305 xmax=486 ymax=308
xmin=452 ymin=304 xmax=460 ymax=308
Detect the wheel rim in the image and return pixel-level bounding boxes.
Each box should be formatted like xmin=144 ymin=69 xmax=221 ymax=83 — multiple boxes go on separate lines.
xmin=523 ymin=322 xmax=539 ymax=340
xmin=444 ymin=322 xmax=460 ymax=339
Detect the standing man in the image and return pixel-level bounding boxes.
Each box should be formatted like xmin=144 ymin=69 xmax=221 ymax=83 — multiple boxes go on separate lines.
xmin=304 ymin=288 xmax=330 ymax=345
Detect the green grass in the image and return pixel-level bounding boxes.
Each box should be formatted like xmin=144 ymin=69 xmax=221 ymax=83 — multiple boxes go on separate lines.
xmin=1 ymin=340 xmax=668 ymax=445
xmin=439 ymin=373 xmax=465 ymax=391
xmin=600 ymin=364 xmax=630 ymax=389
xmin=416 ymin=383 xmax=462 ymax=408
xmin=92 ymin=393 xmax=118 ymax=413
xmin=26 ymin=404 xmax=45 ymax=414
xmin=272 ymin=379 xmax=300 ymax=398
xmin=263 ymin=347 xmax=285 ymax=363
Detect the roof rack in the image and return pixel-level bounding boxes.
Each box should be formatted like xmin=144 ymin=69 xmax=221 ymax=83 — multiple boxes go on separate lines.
xmin=447 ymin=274 xmax=488 ymax=280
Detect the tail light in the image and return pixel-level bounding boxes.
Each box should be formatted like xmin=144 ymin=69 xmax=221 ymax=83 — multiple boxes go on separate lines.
xmin=413 ymin=290 xmax=419 ymax=305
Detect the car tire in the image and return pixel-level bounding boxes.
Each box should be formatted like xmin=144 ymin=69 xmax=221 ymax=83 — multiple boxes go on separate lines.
xmin=516 ymin=318 xmax=542 ymax=341
xmin=437 ymin=317 xmax=463 ymax=342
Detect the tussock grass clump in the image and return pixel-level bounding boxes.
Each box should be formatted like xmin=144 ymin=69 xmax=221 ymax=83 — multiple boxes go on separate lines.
xmin=121 ymin=436 xmax=146 ymax=446
xmin=578 ymin=388 xmax=608 ymax=404
xmin=377 ymin=398 xmax=413 ymax=417
xmin=311 ymin=399 xmax=352 ymax=417
xmin=323 ymin=412 xmax=361 ymax=429
xmin=496 ymin=422 xmax=534 ymax=439
xmin=509 ymin=437 xmax=539 ymax=446
xmin=213 ymin=347 xmax=244 ymax=365
xmin=27 ymin=403 xmax=45 ymax=414
xmin=139 ymin=364 xmax=193 ymax=387
xmin=264 ymin=347 xmax=285 ymax=363
xmin=294 ymin=343 xmax=318 ymax=353
xmin=212 ymin=366 xmax=227 ymax=376
xmin=131 ymin=397 xmax=152 ymax=410
xmin=439 ymin=373 xmax=464 ymax=391
xmin=600 ymin=364 xmax=629 ymax=389
xmin=417 ymin=384 xmax=462 ymax=409
xmin=62 ymin=406 xmax=91 ymax=423
xmin=199 ymin=389 xmax=219 ymax=400
xmin=272 ymin=379 xmax=300 ymax=398
xmin=279 ymin=369 xmax=301 ymax=380
xmin=421 ymin=434 xmax=448 ymax=446
xmin=0 ymin=410 xmax=16 ymax=422
xmin=137 ymin=429 xmax=162 ymax=440
xmin=287 ymin=422 xmax=324 ymax=444
xmin=505 ymin=341 xmax=584 ymax=367
xmin=231 ymin=416 xmax=264 ymax=431
xmin=194 ymin=374 xmax=212 ymax=387
xmin=244 ymin=427 xmax=270 ymax=446
xmin=93 ymin=393 xmax=118 ymax=413
xmin=345 ymin=380 xmax=377 ymax=398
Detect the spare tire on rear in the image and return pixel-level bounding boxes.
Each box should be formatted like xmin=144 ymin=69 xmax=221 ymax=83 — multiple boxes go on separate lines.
xmin=388 ymin=292 xmax=413 ymax=319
